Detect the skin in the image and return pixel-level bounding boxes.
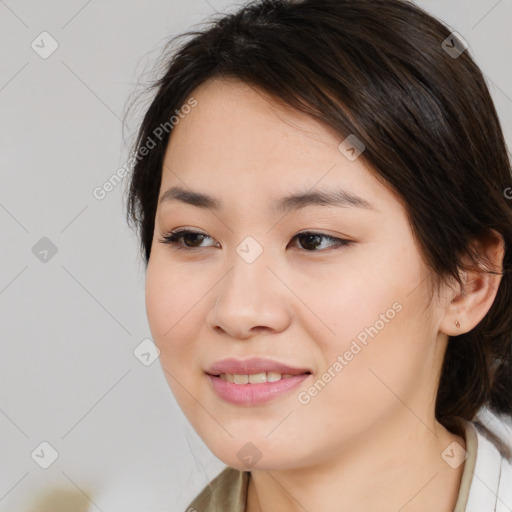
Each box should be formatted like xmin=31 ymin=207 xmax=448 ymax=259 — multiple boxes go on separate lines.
xmin=145 ymin=77 xmax=505 ymax=512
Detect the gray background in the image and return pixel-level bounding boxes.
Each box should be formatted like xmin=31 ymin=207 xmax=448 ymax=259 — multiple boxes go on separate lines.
xmin=1 ymin=0 xmax=511 ymax=511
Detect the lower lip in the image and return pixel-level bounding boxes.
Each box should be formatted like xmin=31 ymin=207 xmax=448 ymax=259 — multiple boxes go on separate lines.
xmin=206 ymin=373 xmax=311 ymax=406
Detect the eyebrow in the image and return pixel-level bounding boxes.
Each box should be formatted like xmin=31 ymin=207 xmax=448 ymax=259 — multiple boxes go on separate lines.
xmin=159 ymin=185 xmax=375 ymax=212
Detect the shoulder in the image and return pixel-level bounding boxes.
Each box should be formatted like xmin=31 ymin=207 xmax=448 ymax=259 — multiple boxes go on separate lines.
xmin=184 ymin=466 xmax=250 ymax=512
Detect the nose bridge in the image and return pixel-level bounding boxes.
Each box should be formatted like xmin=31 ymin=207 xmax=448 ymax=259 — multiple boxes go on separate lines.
xmin=208 ymin=235 xmax=292 ymax=337
xmin=222 ymin=234 xmax=275 ymax=301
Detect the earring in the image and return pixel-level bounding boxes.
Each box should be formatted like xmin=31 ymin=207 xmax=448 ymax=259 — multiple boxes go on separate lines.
xmin=455 ymin=320 xmax=461 ymax=328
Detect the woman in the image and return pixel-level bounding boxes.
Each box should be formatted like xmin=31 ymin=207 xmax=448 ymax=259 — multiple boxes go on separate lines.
xmin=125 ymin=0 xmax=512 ymax=510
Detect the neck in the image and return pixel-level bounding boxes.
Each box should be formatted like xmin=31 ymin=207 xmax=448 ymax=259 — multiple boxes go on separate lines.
xmin=246 ymin=416 xmax=466 ymax=512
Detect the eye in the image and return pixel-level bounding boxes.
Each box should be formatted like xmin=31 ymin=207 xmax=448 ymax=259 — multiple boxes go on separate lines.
xmin=158 ymin=229 xmax=219 ymax=250
xmin=290 ymin=231 xmax=352 ymax=251
xmin=158 ymin=229 xmax=352 ymax=252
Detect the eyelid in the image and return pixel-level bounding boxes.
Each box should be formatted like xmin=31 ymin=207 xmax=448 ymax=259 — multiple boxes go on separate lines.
xmin=158 ymin=228 xmax=218 ymax=249
xmin=158 ymin=228 xmax=353 ymax=252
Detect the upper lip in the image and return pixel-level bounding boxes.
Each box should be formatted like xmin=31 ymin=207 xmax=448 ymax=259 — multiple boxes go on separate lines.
xmin=206 ymin=357 xmax=312 ymax=376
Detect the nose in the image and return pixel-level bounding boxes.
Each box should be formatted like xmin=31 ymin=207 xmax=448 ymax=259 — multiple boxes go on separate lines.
xmin=205 ymin=250 xmax=293 ymax=340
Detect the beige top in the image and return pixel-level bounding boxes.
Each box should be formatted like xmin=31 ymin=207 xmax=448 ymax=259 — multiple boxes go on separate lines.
xmin=185 ymin=419 xmax=478 ymax=512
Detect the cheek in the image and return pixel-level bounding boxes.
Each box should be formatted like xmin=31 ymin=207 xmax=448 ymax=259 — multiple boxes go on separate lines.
xmin=300 ymin=248 xmax=428 ymax=396
xmin=294 ymin=304 xmax=422 ymax=446
xmin=145 ymin=262 xmax=174 ymax=342
xmin=145 ymin=258 xmax=207 ymax=414
xmin=291 ymin=260 xmax=403 ymax=357
xmin=145 ymin=256 xmax=201 ymax=358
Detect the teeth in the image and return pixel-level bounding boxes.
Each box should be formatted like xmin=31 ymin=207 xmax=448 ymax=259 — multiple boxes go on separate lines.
xmin=249 ymin=372 xmax=267 ymax=384
xmin=266 ymin=371 xmax=282 ymax=382
xmin=233 ymin=374 xmax=249 ymax=384
xmin=218 ymin=372 xmax=300 ymax=384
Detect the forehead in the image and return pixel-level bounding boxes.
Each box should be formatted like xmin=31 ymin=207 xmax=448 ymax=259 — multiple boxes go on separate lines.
xmin=159 ymin=78 xmax=397 ymax=215
xmin=165 ymin=77 xmax=335 ymax=163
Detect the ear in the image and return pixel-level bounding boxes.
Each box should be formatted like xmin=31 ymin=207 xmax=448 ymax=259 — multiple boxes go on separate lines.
xmin=439 ymin=229 xmax=505 ymax=337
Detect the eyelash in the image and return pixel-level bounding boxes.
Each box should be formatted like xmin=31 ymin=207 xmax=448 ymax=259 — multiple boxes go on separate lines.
xmin=158 ymin=229 xmax=352 ymax=252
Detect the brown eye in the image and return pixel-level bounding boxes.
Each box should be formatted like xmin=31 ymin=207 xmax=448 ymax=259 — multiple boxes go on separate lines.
xmin=158 ymin=229 xmax=351 ymax=252
xmin=291 ymin=231 xmax=352 ymax=251
xmin=159 ymin=230 xmax=218 ymax=250
xmin=180 ymin=232 xmax=208 ymax=247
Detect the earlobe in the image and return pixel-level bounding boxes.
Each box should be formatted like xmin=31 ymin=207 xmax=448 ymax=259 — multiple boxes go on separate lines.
xmin=440 ymin=229 xmax=505 ymax=337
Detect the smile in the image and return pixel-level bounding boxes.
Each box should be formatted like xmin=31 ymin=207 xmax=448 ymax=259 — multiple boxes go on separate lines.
xmin=218 ymin=372 xmax=298 ymax=384
xmin=207 ymin=372 xmax=311 ymax=406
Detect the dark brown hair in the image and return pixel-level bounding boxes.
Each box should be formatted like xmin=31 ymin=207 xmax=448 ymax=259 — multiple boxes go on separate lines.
xmin=125 ymin=0 xmax=512 ymax=456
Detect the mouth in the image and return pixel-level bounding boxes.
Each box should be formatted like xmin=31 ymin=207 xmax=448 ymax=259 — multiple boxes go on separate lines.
xmin=205 ymin=357 xmax=312 ymax=406
xmin=209 ymin=371 xmax=311 ymax=384
xmin=205 ymin=356 xmax=312 ymax=378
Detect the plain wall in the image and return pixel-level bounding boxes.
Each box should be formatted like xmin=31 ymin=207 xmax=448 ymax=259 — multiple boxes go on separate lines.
xmin=0 ymin=0 xmax=511 ymax=511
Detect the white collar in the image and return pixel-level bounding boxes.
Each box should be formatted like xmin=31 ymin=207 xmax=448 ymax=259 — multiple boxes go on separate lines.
xmin=466 ymin=411 xmax=512 ymax=511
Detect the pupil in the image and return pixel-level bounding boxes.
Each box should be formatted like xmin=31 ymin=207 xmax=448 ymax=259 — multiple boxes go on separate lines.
xmin=185 ymin=233 xmax=204 ymax=247
xmin=302 ymin=234 xmax=320 ymax=250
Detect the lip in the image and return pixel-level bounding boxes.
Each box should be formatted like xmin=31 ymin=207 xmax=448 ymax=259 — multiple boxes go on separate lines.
xmin=205 ymin=357 xmax=312 ymax=406
xmin=205 ymin=357 xmax=311 ymax=376
xmin=206 ymin=373 xmax=311 ymax=406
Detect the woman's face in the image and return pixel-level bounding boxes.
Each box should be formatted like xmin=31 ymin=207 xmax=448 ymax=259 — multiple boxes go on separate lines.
xmin=145 ymin=78 xmax=452 ymax=470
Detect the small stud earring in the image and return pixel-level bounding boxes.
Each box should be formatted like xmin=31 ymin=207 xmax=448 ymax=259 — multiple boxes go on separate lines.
xmin=455 ymin=320 xmax=461 ymax=328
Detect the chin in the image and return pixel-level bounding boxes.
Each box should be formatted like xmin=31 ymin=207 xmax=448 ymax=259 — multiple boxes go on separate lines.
xmin=208 ymin=440 xmax=310 ymax=472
